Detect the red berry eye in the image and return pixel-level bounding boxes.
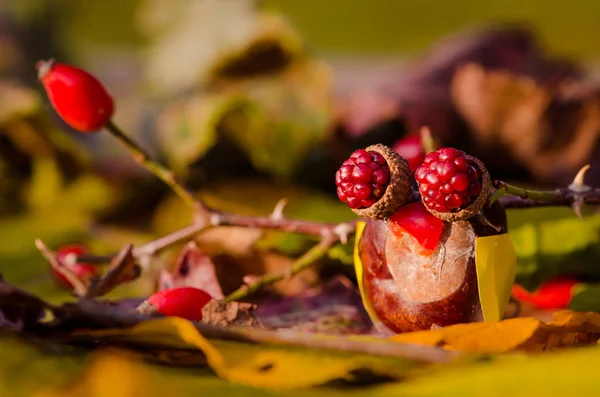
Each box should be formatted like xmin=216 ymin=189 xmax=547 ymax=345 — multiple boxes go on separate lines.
xmin=414 ymin=148 xmax=483 ymax=213
xmin=335 ymin=149 xmax=391 ymax=209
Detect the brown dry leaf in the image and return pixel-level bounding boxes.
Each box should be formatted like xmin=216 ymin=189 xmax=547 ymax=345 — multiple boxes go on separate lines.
xmin=159 ymin=242 xmax=224 ymax=299
xmin=212 ymin=251 xmax=320 ymax=298
xmin=201 ymin=299 xmax=260 ymax=327
xmin=87 ymin=245 xmax=141 ymax=298
xmin=390 ymin=310 xmax=600 ymax=354
xmin=451 ymin=63 xmax=600 ymax=183
xmin=0 ymin=277 xmax=47 ymax=331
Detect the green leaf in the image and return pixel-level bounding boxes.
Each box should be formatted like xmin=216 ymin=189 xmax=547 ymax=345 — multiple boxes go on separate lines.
xmin=157 ymin=94 xmax=246 ymax=177
xmin=219 ymin=59 xmax=333 ymax=181
xmin=507 ymin=208 xmax=600 ymax=289
xmin=568 ymin=283 xmax=600 ymax=312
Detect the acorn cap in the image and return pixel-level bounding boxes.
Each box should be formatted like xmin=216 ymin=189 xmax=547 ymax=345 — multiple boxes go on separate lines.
xmin=426 ymin=155 xmax=493 ymax=222
xmin=353 ymin=144 xmax=412 ymax=220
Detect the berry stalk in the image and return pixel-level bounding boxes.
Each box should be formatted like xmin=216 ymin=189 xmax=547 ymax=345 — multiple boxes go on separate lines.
xmin=104 ymin=121 xmax=203 ymax=213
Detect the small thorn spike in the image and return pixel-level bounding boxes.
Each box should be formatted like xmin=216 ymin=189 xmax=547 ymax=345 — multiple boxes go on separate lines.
xmin=569 ymin=164 xmax=591 ymax=192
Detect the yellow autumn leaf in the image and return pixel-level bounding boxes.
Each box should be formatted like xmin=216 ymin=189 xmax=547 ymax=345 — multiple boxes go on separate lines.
xmin=75 ymin=317 xmax=425 ymax=389
xmin=475 ymin=233 xmax=517 ymax=322
xmin=390 ymin=310 xmax=600 ymax=353
xmin=36 ymin=351 xmax=156 ymax=397
xmin=353 ymin=221 xmax=380 ymax=326
xmin=372 ymin=346 xmax=600 ymax=397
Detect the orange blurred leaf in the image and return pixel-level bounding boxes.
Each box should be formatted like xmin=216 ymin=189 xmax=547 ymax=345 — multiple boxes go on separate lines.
xmin=390 ymin=310 xmax=600 ymax=353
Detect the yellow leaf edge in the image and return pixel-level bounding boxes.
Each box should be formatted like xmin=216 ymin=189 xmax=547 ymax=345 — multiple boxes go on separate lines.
xmin=354 ymin=221 xmax=381 ymax=324
xmin=475 ymin=233 xmax=517 ymax=323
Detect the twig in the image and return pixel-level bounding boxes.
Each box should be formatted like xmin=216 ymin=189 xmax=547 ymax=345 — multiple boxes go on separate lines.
xmin=91 ymin=213 xmax=357 ymax=262
xmin=133 ymin=222 xmax=212 ymax=258
xmin=35 ymin=239 xmax=88 ymax=297
xmin=492 ymin=164 xmax=597 ymax=212
xmin=223 ymin=236 xmax=337 ymax=302
xmin=492 ymin=180 xmax=563 ymax=203
xmin=498 ymin=190 xmax=600 ymax=208
xmin=104 ymin=120 xmax=207 ymax=216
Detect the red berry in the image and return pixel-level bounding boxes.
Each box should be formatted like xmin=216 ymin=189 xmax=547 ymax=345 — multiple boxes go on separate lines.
xmin=511 ymin=278 xmax=578 ymax=310
xmin=532 ymin=278 xmax=578 ymax=310
xmin=51 ymin=244 xmax=99 ymax=290
xmin=392 ymin=135 xmax=425 ymax=171
xmin=415 ymin=148 xmax=483 ymax=213
xmin=388 ymin=202 xmax=444 ymax=251
xmin=511 ymin=284 xmax=535 ymax=304
xmin=335 ymin=149 xmax=391 ymax=209
xmin=36 ymin=59 xmax=114 ymax=132
xmin=146 ymin=287 xmax=212 ymax=321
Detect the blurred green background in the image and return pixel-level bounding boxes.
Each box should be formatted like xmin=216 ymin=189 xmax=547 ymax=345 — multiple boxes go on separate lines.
xmin=6 ymin=0 xmax=600 ymax=58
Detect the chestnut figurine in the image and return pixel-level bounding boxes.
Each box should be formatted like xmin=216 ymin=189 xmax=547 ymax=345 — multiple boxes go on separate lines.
xmin=336 ymin=144 xmax=516 ymax=334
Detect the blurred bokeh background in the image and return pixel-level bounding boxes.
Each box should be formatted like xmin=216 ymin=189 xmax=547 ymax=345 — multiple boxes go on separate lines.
xmin=2 ymin=0 xmax=600 ymax=304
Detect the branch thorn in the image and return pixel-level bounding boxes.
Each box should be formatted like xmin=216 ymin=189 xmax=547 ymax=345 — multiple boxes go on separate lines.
xmin=569 ymin=164 xmax=591 ymax=193
xmin=270 ymin=198 xmax=288 ymax=221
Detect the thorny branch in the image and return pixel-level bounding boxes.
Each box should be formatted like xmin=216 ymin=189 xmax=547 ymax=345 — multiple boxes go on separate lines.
xmin=38 ymin=121 xmax=600 ymax=302
xmin=39 ymin=121 xmax=356 ymax=300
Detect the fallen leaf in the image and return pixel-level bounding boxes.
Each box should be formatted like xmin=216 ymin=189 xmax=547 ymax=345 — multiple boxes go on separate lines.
xmin=507 ymin=209 xmax=600 ymax=289
xmin=370 ymin=345 xmax=600 ymax=397
xmin=86 ymin=245 xmax=141 ymax=298
xmin=390 ymin=310 xmax=600 ymax=353
xmin=0 ymin=279 xmax=47 ymax=331
xmin=569 ymin=283 xmax=600 ymax=312
xmin=201 ymin=299 xmax=260 ymax=327
xmin=158 ymin=242 xmax=224 ymax=299
xmin=256 ymin=276 xmax=373 ymax=334
xmin=69 ymin=316 xmax=447 ymax=389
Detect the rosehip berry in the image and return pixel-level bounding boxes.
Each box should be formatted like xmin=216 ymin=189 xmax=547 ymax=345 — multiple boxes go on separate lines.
xmin=51 ymin=244 xmax=99 ymax=290
xmin=336 ymin=149 xmax=390 ymax=209
xmin=36 ymin=59 xmax=114 ymax=132
xmin=512 ymin=277 xmax=578 ymax=310
xmin=415 ymin=148 xmax=483 ymax=213
xmin=144 ymin=287 xmax=212 ymax=321
xmin=392 ymin=135 xmax=425 ymax=171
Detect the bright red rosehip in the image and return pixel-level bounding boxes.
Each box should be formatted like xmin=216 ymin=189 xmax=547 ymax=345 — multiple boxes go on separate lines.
xmin=146 ymin=287 xmax=212 ymax=321
xmin=511 ymin=284 xmax=535 ymax=304
xmin=335 ymin=149 xmax=390 ymax=209
xmin=415 ymin=147 xmax=482 ymax=213
xmin=387 ymin=201 xmax=445 ymax=251
xmin=392 ymin=135 xmax=425 ymax=171
xmin=51 ymin=244 xmax=99 ymax=290
xmin=37 ymin=59 xmax=114 ymax=132
xmin=511 ymin=277 xmax=578 ymax=310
